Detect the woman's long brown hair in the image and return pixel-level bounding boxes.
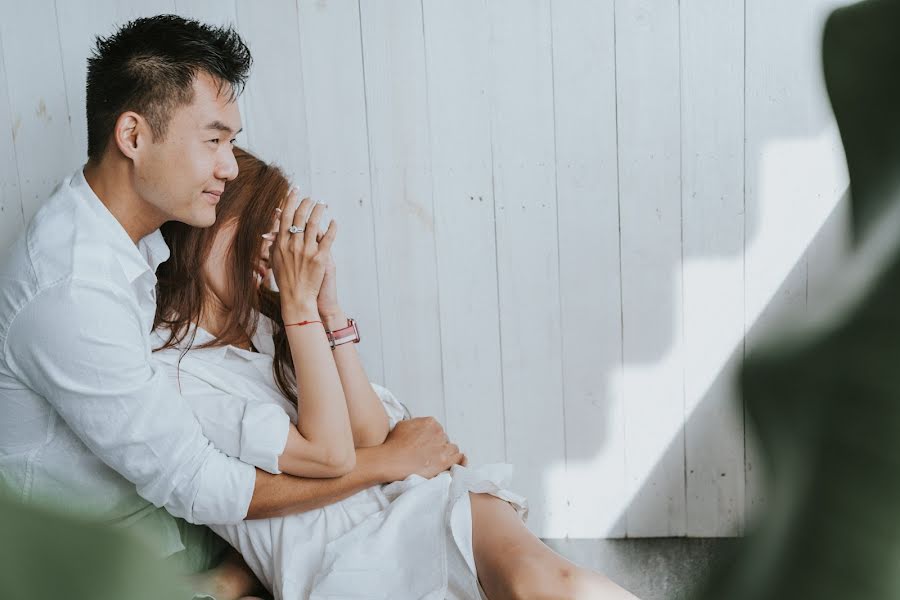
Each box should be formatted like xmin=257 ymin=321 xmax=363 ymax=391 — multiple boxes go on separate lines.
xmin=153 ymin=146 xmax=297 ymax=403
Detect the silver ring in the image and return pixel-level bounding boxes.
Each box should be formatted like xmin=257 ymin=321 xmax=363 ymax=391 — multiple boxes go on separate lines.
xmin=288 ymin=225 xmax=305 ymax=234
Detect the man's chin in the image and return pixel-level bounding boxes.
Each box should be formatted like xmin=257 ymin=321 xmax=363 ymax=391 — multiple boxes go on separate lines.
xmin=184 ymin=209 xmax=217 ymax=228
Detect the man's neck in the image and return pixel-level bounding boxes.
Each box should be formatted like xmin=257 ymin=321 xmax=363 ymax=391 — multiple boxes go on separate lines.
xmin=83 ymin=158 xmax=166 ymax=244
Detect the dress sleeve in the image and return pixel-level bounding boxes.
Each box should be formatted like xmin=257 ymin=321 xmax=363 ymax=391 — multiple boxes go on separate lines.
xmin=155 ymin=358 xmax=291 ymax=475
xmin=4 ymin=280 xmax=255 ymax=525
xmin=370 ymin=383 xmax=410 ymax=430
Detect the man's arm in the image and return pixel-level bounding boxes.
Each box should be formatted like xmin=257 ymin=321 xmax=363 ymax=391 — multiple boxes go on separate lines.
xmin=6 ymin=280 xmax=256 ymax=524
xmin=247 ymin=417 xmax=465 ymax=519
xmin=158 ymin=357 xmax=460 ymax=519
xmin=247 ymin=445 xmax=387 ymax=519
xmin=7 ymin=281 xmax=463 ymax=524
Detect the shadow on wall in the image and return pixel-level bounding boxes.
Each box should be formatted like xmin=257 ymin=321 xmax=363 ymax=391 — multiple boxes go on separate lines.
xmin=686 ymin=0 xmax=900 ymax=597
xmin=545 ymin=0 xmax=849 ymax=539
xmin=605 ymin=187 xmax=850 ymax=539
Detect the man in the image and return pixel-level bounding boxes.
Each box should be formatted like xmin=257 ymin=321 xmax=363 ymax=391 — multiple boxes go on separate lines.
xmin=0 ymin=15 xmax=462 ymax=598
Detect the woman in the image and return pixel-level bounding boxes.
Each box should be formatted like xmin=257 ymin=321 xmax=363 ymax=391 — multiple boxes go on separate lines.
xmin=152 ymin=147 xmax=638 ymax=600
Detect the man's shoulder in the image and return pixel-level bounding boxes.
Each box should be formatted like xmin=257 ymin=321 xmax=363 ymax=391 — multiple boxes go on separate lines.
xmin=2 ymin=178 xmax=127 ymax=293
xmin=0 ymin=178 xmax=133 ymax=345
xmin=0 ymin=183 xmax=74 ymax=329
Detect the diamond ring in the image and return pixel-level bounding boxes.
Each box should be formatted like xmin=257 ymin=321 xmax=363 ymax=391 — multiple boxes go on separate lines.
xmin=288 ymin=225 xmax=305 ymax=234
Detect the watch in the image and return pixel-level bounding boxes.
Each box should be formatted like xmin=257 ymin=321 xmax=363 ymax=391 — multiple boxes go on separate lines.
xmin=326 ymin=318 xmax=360 ymax=349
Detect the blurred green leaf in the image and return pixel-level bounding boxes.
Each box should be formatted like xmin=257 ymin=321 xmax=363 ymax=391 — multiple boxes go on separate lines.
xmin=0 ymin=488 xmax=188 ymax=600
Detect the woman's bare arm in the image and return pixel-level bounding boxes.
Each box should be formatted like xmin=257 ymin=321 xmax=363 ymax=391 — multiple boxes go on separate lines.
xmin=321 ymin=308 xmax=390 ymax=448
xmin=312 ymin=213 xmax=389 ymax=447
xmin=272 ymin=195 xmax=355 ymax=477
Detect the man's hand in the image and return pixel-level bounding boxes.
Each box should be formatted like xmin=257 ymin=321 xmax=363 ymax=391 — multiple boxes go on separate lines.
xmin=378 ymin=417 xmax=465 ymax=482
xmin=247 ymin=419 xmax=468 ymax=520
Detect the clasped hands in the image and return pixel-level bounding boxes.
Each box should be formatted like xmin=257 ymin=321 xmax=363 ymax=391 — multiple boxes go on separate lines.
xmin=269 ymin=189 xmax=340 ymax=324
xmin=267 ymin=188 xmax=466 ymax=481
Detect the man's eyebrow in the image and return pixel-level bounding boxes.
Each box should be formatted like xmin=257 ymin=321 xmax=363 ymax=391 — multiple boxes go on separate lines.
xmin=203 ymin=121 xmax=242 ymax=136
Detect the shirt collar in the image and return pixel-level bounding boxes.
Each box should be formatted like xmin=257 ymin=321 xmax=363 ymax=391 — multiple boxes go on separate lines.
xmin=186 ymin=325 xmax=230 ymax=363
xmin=250 ymin=315 xmax=277 ymax=357
xmin=168 ymin=314 xmax=278 ymax=365
xmin=73 ymin=168 xmax=171 ymax=283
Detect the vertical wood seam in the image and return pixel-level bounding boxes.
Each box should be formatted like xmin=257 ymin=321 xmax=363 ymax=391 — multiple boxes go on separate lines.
xmin=742 ymin=0 xmax=750 ymax=534
xmin=612 ymin=0 xmax=627 ymax=535
xmin=484 ymin=0 xmax=509 ymax=463
xmin=678 ymin=0 xmax=688 ymax=536
xmin=236 ymin=0 xmax=254 ymax=150
xmin=355 ymin=0 xmax=387 ymax=386
xmin=547 ymin=0 xmax=570 ymax=536
xmin=740 ymin=0 xmax=748 ymax=537
xmin=0 ymin=19 xmax=25 ymax=227
xmin=291 ymin=1 xmax=312 ymax=229
xmin=418 ymin=0 xmax=448 ymax=427
xmin=52 ymin=0 xmax=76 ymax=162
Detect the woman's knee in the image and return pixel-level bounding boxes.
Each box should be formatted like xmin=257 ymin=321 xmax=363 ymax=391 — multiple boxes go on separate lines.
xmin=510 ymin=561 xmax=639 ymax=600
xmin=468 ymin=494 xmax=576 ymax=600
xmin=502 ymin=554 xmax=582 ymax=600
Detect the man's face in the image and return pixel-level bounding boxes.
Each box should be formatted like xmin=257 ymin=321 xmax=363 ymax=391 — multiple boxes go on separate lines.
xmin=133 ymin=72 xmax=242 ymax=228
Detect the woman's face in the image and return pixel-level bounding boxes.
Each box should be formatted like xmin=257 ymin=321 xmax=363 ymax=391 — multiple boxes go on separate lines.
xmin=202 ymin=216 xmax=275 ymax=308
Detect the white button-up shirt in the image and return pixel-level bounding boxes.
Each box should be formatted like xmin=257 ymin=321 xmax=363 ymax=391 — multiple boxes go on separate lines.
xmin=0 ymin=169 xmax=260 ymax=556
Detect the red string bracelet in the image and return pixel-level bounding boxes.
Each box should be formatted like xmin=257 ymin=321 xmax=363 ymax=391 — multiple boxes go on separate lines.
xmin=285 ymin=319 xmax=323 ymax=328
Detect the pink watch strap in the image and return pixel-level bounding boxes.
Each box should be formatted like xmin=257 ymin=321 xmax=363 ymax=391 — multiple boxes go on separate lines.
xmin=327 ymin=318 xmax=360 ymax=349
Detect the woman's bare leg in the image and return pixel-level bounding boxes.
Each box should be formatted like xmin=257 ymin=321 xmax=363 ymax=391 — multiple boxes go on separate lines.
xmin=469 ymin=493 xmax=640 ymax=600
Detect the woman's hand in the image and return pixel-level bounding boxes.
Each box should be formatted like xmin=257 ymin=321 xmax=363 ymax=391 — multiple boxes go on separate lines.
xmin=316 ymin=244 xmax=341 ymax=319
xmin=270 ymin=190 xmax=337 ymax=321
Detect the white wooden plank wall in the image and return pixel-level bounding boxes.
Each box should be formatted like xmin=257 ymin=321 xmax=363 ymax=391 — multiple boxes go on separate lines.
xmin=294 ymin=0 xmax=385 ymax=380
xmin=0 ymin=25 xmax=20 ymax=249
xmin=0 ymin=0 xmax=850 ymax=538
xmin=487 ymin=0 xmax=566 ymax=537
xmin=551 ymin=0 xmax=625 ymax=539
xmin=422 ymin=0 xmax=507 ymax=473
xmin=616 ymin=0 xmax=685 ymax=538
xmin=359 ymin=1 xmax=445 ymax=425
xmin=681 ymin=0 xmax=745 ymax=537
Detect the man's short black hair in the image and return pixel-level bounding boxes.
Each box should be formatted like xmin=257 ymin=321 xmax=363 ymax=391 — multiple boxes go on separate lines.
xmin=85 ymin=14 xmax=252 ymax=162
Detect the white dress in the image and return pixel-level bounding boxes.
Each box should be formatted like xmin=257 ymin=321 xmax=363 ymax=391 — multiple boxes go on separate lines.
xmin=151 ymin=318 xmax=527 ymax=600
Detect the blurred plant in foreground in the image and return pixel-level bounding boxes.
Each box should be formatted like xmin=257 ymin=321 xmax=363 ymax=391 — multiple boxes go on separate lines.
xmin=0 ymin=486 xmax=188 ymax=600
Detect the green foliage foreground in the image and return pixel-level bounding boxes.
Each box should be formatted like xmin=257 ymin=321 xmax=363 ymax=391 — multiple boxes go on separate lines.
xmin=0 ymin=488 xmax=188 ymax=600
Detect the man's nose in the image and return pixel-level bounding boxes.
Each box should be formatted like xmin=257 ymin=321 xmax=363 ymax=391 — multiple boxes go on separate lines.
xmin=216 ymin=147 xmax=239 ymax=182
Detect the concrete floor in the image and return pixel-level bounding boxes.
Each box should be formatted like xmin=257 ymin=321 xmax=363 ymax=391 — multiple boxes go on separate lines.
xmin=542 ymin=538 xmax=738 ymax=600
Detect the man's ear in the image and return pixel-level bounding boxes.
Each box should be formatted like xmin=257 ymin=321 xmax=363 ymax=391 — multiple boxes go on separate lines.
xmin=112 ymin=111 xmax=146 ymax=161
